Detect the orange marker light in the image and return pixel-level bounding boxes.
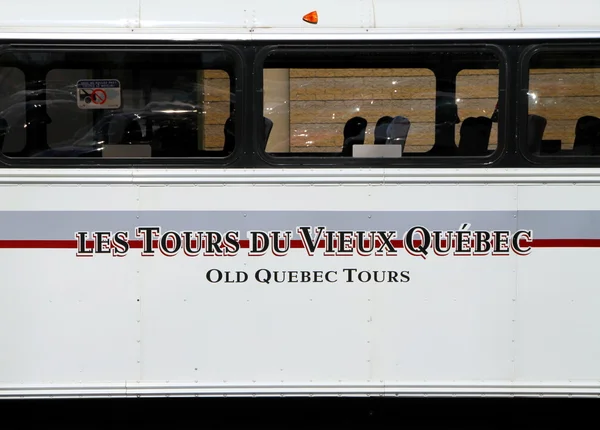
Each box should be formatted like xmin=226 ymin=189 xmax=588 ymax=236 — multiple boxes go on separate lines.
xmin=302 ymin=11 xmax=318 ymax=24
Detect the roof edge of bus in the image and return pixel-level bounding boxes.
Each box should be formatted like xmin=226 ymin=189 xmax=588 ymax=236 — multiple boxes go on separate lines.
xmin=0 ymin=0 xmax=600 ymax=40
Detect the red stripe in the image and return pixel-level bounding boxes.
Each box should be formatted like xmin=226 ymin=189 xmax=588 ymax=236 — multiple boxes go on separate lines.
xmin=529 ymin=239 xmax=600 ymax=247
xmin=0 ymin=240 xmax=75 ymax=249
xmin=0 ymin=238 xmax=599 ymax=249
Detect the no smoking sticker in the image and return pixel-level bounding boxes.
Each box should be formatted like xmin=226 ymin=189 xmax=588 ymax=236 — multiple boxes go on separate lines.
xmin=77 ymin=79 xmax=121 ymax=110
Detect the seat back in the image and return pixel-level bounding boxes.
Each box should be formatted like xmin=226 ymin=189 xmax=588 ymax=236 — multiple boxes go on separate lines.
xmin=386 ymin=115 xmax=411 ymax=147
xmin=342 ymin=116 xmax=367 ymax=156
xmin=458 ymin=116 xmax=492 ymax=156
xmin=573 ymin=115 xmax=600 ymax=155
xmin=374 ymin=116 xmax=393 ymax=145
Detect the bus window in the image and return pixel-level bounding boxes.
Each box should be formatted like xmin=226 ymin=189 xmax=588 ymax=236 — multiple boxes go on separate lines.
xmin=526 ymin=49 xmax=600 ymax=157
xmin=261 ymin=49 xmax=501 ymax=160
xmin=0 ymin=49 xmax=236 ymax=160
xmin=264 ymin=68 xmax=435 ymax=155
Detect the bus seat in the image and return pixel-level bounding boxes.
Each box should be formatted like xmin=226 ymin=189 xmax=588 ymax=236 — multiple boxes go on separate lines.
xmin=342 ymin=116 xmax=367 ymax=156
xmin=527 ymin=114 xmax=547 ymax=154
xmin=386 ymin=115 xmax=410 ymax=146
xmin=458 ymin=116 xmax=492 ymax=156
xmin=573 ymin=115 xmax=600 ymax=155
xmin=374 ymin=116 xmax=393 ymax=145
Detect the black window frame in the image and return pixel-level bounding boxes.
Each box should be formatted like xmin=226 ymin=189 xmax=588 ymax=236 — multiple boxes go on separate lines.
xmin=253 ymin=42 xmax=509 ymax=168
xmin=0 ymin=41 xmax=246 ymax=168
xmin=519 ymin=42 xmax=600 ymax=167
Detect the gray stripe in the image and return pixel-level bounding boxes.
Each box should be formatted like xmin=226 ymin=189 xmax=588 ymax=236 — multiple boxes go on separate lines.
xmin=0 ymin=210 xmax=598 ymax=240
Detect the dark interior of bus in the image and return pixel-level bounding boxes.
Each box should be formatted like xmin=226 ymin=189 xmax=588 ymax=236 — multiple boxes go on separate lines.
xmin=0 ymin=43 xmax=599 ymax=165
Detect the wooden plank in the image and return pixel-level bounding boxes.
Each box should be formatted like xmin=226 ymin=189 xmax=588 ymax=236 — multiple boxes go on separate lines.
xmin=456 ymin=75 xmax=500 ymax=99
xmin=529 ymin=73 xmax=600 ymax=97
xmin=289 ymin=76 xmax=436 ymax=101
xmin=203 ymin=101 xmax=230 ymax=124
xmin=290 ymin=99 xmax=435 ymax=123
xmin=528 ymin=97 xmax=600 ymax=120
xmin=203 ymin=78 xmax=231 ymax=102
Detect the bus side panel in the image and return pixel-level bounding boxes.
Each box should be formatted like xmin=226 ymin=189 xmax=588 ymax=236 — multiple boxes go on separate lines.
xmin=0 ymin=180 xmax=598 ymax=397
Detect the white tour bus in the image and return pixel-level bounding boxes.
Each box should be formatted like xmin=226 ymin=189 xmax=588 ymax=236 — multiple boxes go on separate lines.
xmin=1 ymin=0 xmax=600 ymax=400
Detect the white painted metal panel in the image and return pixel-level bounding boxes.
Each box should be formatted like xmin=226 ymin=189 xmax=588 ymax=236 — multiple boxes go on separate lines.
xmin=0 ymin=172 xmax=597 ymax=397
xmin=139 ymin=0 xmax=372 ymax=29
xmin=519 ymin=0 xmax=600 ymax=28
xmin=0 ymin=0 xmax=140 ymax=29
xmin=373 ymin=0 xmax=521 ymax=29
xmin=0 ymin=250 xmax=140 ymax=384
xmin=515 ymin=249 xmax=600 ymax=381
xmin=370 ymin=238 xmax=518 ymax=382
xmin=139 ymin=254 xmax=372 ymax=382
xmin=0 ymin=0 xmax=596 ymax=35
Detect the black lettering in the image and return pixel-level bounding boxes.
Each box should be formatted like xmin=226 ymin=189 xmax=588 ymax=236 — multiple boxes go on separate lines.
xmin=403 ymin=226 xmax=430 ymax=258
xmin=297 ymin=226 xmax=325 ymax=255
xmin=223 ymin=231 xmax=240 ymax=255
xmin=338 ymin=231 xmax=354 ymax=255
xmin=255 ymin=269 xmax=271 ymax=284
xmin=160 ymin=231 xmax=182 ymax=256
xmin=183 ymin=231 xmax=202 ymax=256
xmin=355 ymin=231 xmax=376 ymax=255
xmin=376 ymin=231 xmax=397 ymax=255
xmin=111 ymin=231 xmax=129 ymax=256
xmin=273 ymin=271 xmax=285 ymax=283
xmin=224 ymin=271 xmax=237 ymax=283
xmin=205 ymin=231 xmax=223 ymax=255
xmin=454 ymin=230 xmax=472 ymax=255
xmin=511 ymin=230 xmax=533 ymax=255
xmin=94 ymin=231 xmax=111 ymax=254
xmin=75 ymin=231 xmax=93 ymax=256
xmin=373 ymin=271 xmax=385 ymax=282
xmin=400 ymin=271 xmax=410 ymax=282
xmin=358 ymin=271 xmax=371 ymax=282
xmin=474 ymin=231 xmax=492 ymax=255
xmin=206 ymin=269 xmax=223 ymax=283
xmin=325 ymin=271 xmax=337 ymax=282
xmin=493 ymin=231 xmax=511 ymax=255
xmin=136 ymin=227 xmax=160 ymax=256
xmin=343 ymin=268 xmax=357 ymax=282
xmin=249 ymin=231 xmax=269 ymax=256
xmin=314 ymin=271 xmax=324 ymax=283
xmin=432 ymin=231 xmax=451 ymax=256
xmin=270 ymin=231 xmax=291 ymax=256
xmin=324 ymin=230 xmax=336 ymax=255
